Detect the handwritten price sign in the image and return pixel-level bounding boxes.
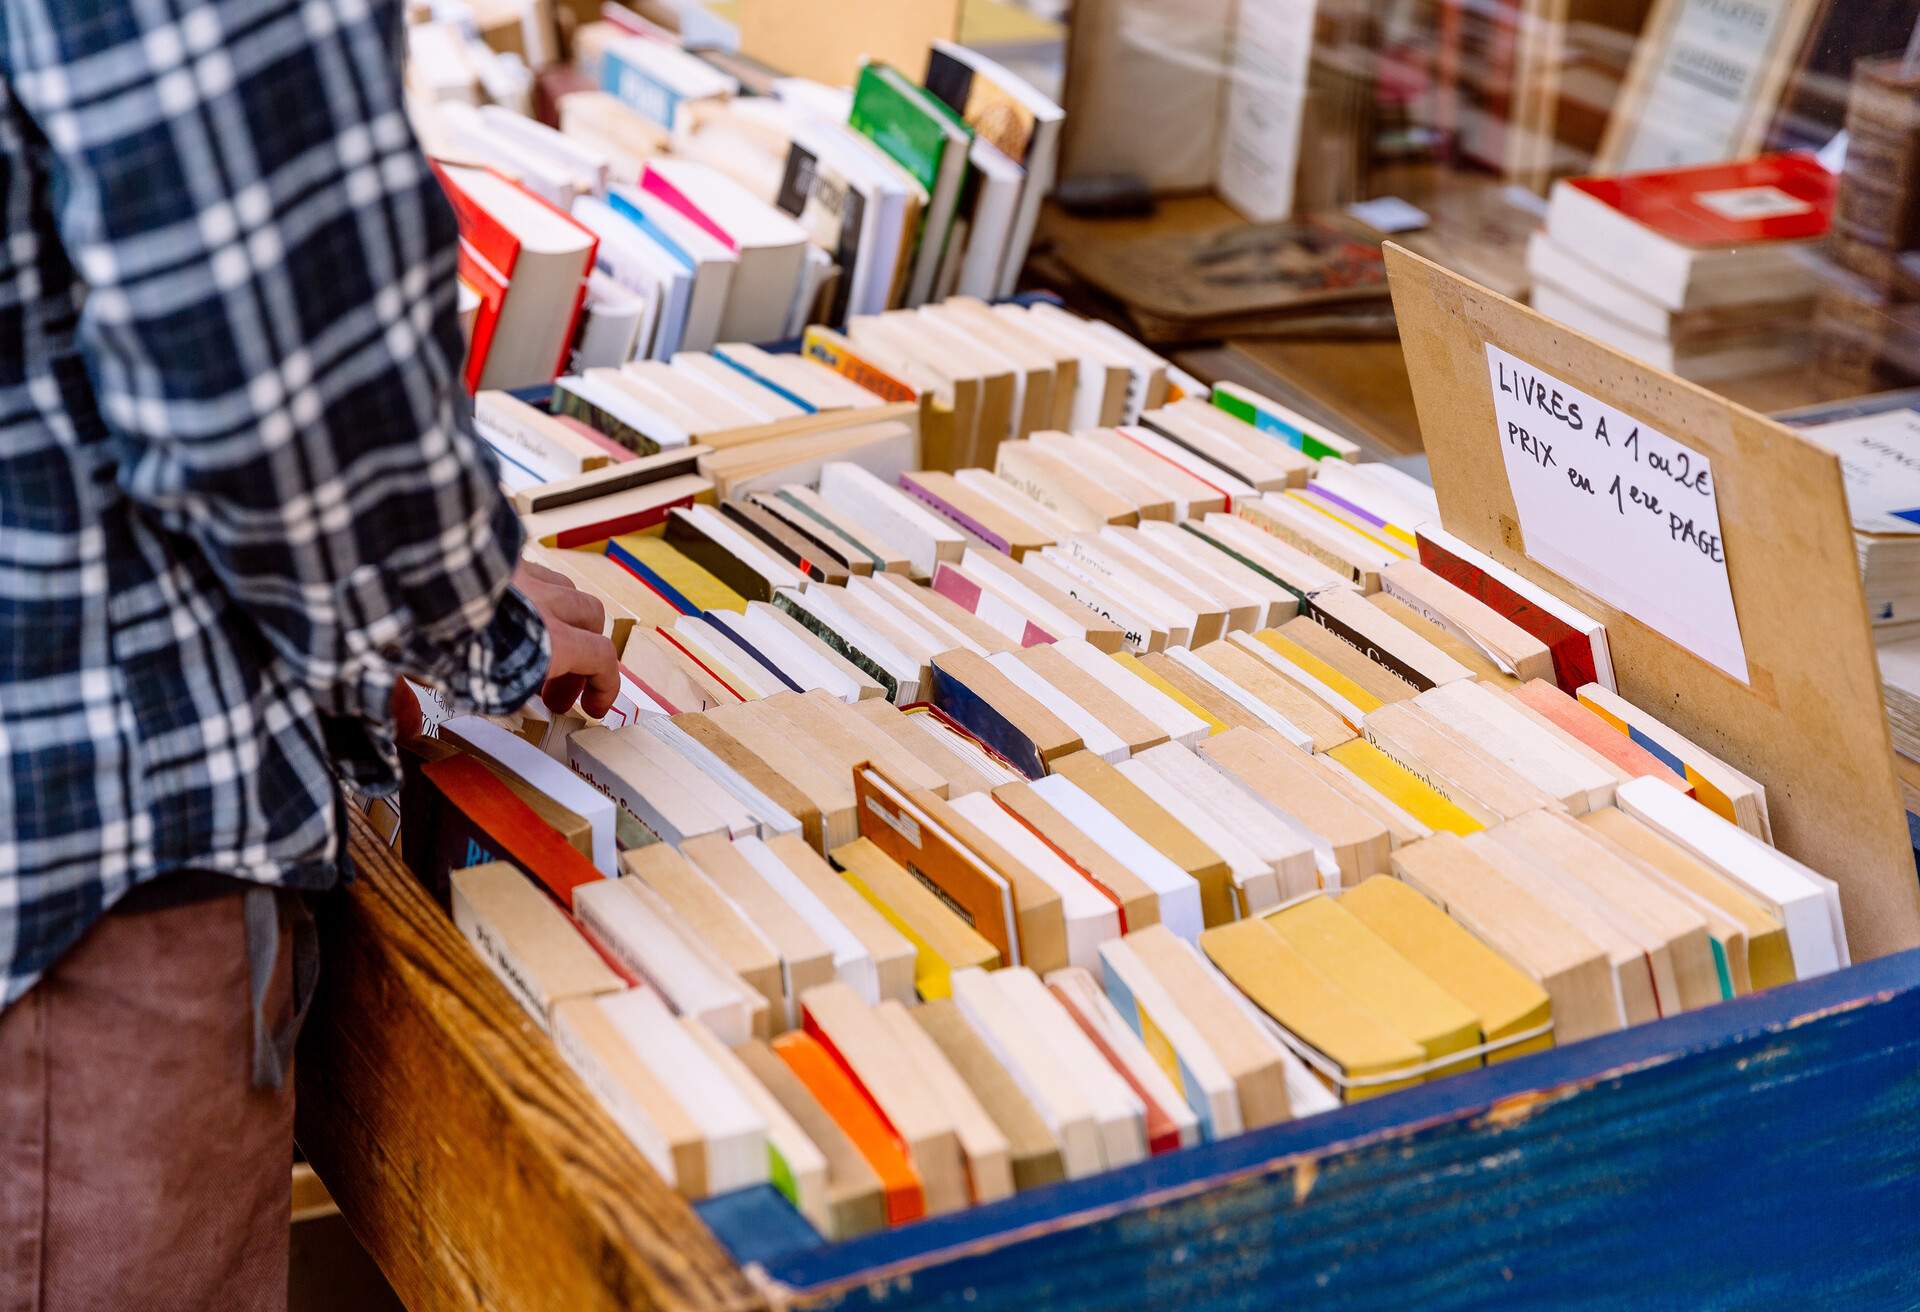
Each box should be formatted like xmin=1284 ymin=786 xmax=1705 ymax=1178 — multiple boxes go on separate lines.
xmin=1484 ymin=343 xmax=1748 ymax=682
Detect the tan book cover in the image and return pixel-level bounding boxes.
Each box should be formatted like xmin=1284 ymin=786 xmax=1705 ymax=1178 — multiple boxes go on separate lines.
xmin=1050 ymin=751 xmax=1236 ymax=929
xmin=681 ymin=832 xmax=837 ymax=1027
xmin=911 ymin=998 xmax=1066 ymax=1192
xmin=992 ymin=780 xmax=1159 ymax=933
xmin=874 ymin=1000 xmax=1015 ymax=1204
xmin=1197 ymin=728 xmax=1391 ymax=885
xmin=623 ymin=845 xmax=782 ymax=1036
xmin=1015 ymin=642 xmax=1170 ymax=756
xmin=1191 ymin=641 xmax=1355 ymax=752
xmin=450 ymin=862 xmax=622 ymax=1029
xmin=1392 ymin=833 xmax=1619 ymax=1043
xmin=767 ymin=832 xmax=918 ymax=1006
xmin=667 ymin=713 xmax=826 ymax=849
xmin=1127 ymin=925 xmax=1293 ymax=1128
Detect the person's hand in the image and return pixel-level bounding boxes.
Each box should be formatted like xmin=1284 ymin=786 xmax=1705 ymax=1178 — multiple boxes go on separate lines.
xmin=513 ymin=560 xmax=621 ymax=719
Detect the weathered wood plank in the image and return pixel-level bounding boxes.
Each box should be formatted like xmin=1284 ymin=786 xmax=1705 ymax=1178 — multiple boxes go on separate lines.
xmin=296 ymin=811 xmax=766 ymax=1312
xmin=770 ymin=951 xmax=1920 ymax=1309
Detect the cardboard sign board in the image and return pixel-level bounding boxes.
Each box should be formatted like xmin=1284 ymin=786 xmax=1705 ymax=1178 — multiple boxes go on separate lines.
xmin=1386 ymin=242 xmax=1920 ymax=961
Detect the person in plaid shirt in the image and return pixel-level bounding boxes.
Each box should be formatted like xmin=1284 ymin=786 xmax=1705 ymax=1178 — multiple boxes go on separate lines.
xmin=0 ymin=0 xmax=619 ymax=1304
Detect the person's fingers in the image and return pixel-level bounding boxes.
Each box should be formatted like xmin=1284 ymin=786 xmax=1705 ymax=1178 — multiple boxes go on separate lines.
xmin=543 ymin=623 xmax=619 ymax=719
xmin=541 ymin=672 xmax=586 ymax=716
xmin=544 ymin=586 xmax=606 ymax=637
xmin=515 ymin=559 xmax=572 ymax=592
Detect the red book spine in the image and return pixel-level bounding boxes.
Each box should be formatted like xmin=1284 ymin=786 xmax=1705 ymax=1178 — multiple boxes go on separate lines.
xmin=420 ymin=755 xmax=606 ymax=910
xmin=547 ymin=489 xmax=699 ymax=549
xmin=1415 ymin=533 xmax=1597 ymax=693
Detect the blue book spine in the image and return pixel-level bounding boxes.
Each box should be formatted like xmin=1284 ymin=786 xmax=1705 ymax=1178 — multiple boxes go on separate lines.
xmin=601 ymin=48 xmax=682 ymax=129
xmin=604 ymin=540 xmax=699 ymax=616
xmin=712 ymin=347 xmax=817 ymax=413
xmin=701 ymin=611 xmax=805 ymax=694
xmin=926 ymin=662 xmax=1044 ymax=780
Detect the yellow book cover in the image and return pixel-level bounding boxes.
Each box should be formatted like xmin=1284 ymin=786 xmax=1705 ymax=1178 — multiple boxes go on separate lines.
xmin=830 ymin=838 xmax=1000 ymax=999
xmin=1283 ymin=488 xmax=1416 ymax=555
xmin=1198 ymin=918 xmax=1423 ymax=1103
xmin=1340 ymin=875 xmax=1553 ymax=1062
xmin=1262 ymin=895 xmax=1482 ymax=1078
xmin=1111 ymin=652 xmax=1227 ymax=736
xmin=1250 ymin=631 xmax=1384 ymax=717
xmin=610 ymin=533 xmax=749 ymax=615
xmin=1329 ymin=739 xmax=1485 ymax=836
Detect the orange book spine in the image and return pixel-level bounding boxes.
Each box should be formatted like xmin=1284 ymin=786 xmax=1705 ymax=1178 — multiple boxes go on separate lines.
xmin=772 ymin=1032 xmax=924 ymax=1225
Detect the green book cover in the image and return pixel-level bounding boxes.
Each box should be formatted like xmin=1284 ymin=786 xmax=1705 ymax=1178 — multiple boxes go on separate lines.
xmin=849 ymin=62 xmax=954 ymax=193
xmin=1211 ymin=387 xmax=1348 ymax=463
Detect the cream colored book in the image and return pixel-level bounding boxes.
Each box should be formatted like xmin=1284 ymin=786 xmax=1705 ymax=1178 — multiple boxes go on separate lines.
xmin=681 ymin=832 xmax=836 ymax=1031
xmin=622 ymin=845 xmax=782 ymax=1036
xmin=1028 ymin=431 xmax=1178 ymax=521
xmin=1465 ymin=830 xmax=1656 ymax=1027
xmin=1122 ymin=925 xmax=1294 ymax=1130
xmin=1143 ymin=402 xmax=1310 ymax=490
xmin=1583 ymin=807 xmax=1790 ymax=993
xmin=763 ymin=689 xmax=949 ymax=799
xmin=997 ymin=967 xmax=1148 ymax=1170
xmin=1137 ymin=520 xmax=1301 ymax=628
xmin=698 ymin=700 xmax=858 ymax=848
xmin=868 ymin=571 xmax=1016 ymax=655
xmin=568 ymin=725 xmax=738 ymax=845
xmin=734 ymin=836 xmax=880 ymax=1005
xmin=1048 ymin=640 xmax=1207 ymax=748
xmin=1101 ymin=526 xmax=1263 ymax=633
xmin=1014 ymin=641 xmax=1168 ymax=756
xmin=911 ymin=998 xmax=1067 ymax=1192
xmin=846 ymin=700 xmax=1005 ymax=797
xmin=677 ymin=1017 xmax=829 ymax=1226
xmin=818 ymin=460 xmax=967 ymax=578
xmin=947 ymin=792 xmax=1123 ymax=973
xmin=1378 ymin=560 xmax=1555 ymax=684
xmin=872 ymin=1000 xmax=1015 ymax=1204
xmin=1237 ymin=493 xmax=1400 ymax=590
xmin=1124 ymin=744 xmax=1314 ymax=908
xmin=1196 ymin=728 xmax=1390 ymax=887
xmin=1307 ymin=587 xmax=1475 ymax=690
xmin=1414 ymin=680 xmax=1616 ymax=814
xmin=948 ymin=966 xmax=1104 ymax=1179
xmin=573 ymin=878 xmax=767 ymax=1045
xmin=1496 ymin=810 xmax=1721 ymax=1012
xmin=765 ymin=832 xmax=917 ymax=1006
xmin=748 ymin=600 xmax=889 ymax=699
xmin=450 ymin=863 xmax=623 ymax=1030
xmin=564 ymin=991 xmax=768 ymax=1198
xmin=1390 ymin=832 xmax=1621 ymax=1044
xmin=986 ymin=652 xmax=1128 ymax=764
xmin=960 ymin=546 xmax=1129 ymax=651
xmin=995 ymin=440 xmax=1141 ymax=531
xmin=1359 ymin=702 xmax=1560 ymax=825
xmin=1615 ymin=777 xmax=1844 ymax=979
xmin=799 ymin=981 xmax=968 ymax=1216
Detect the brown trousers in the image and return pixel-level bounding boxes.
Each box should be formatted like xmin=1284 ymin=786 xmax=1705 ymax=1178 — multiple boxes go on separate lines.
xmin=0 ymin=890 xmax=296 ymax=1312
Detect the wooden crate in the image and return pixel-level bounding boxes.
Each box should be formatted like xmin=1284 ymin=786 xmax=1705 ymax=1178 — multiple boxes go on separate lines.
xmin=299 ymin=810 xmax=1920 ymax=1311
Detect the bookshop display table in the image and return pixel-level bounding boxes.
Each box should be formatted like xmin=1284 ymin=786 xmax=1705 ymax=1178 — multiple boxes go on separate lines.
xmin=298 ymin=810 xmax=1920 ymax=1310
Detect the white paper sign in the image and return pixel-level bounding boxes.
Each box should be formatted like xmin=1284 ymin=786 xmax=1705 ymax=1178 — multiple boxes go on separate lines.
xmin=1485 ymin=344 xmax=1749 ymax=681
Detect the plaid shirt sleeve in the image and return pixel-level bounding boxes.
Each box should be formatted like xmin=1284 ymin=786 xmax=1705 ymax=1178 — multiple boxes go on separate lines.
xmin=2 ymin=0 xmax=548 ymax=784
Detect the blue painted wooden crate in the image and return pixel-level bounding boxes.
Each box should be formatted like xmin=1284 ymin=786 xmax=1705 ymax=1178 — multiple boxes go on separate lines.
xmin=698 ymin=947 xmax=1920 ymax=1309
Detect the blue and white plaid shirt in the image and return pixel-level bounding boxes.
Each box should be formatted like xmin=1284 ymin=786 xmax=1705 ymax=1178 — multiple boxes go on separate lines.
xmin=0 ymin=0 xmax=549 ymax=1007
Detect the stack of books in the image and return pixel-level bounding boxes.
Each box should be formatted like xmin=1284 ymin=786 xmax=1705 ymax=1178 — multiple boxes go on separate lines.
xmin=1814 ymin=56 xmax=1920 ymax=392
xmin=385 ymin=340 xmax=1851 ymax=1243
xmin=1783 ymin=390 xmax=1920 ymax=761
xmin=404 ymin=6 xmax=1064 ymax=391
xmin=1528 ymin=153 xmax=1834 ymax=384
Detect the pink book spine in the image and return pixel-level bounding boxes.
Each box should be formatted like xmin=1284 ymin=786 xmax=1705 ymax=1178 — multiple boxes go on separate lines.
xmin=552 ymin=414 xmax=636 ymax=463
xmin=639 ymin=166 xmax=737 ymax=252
